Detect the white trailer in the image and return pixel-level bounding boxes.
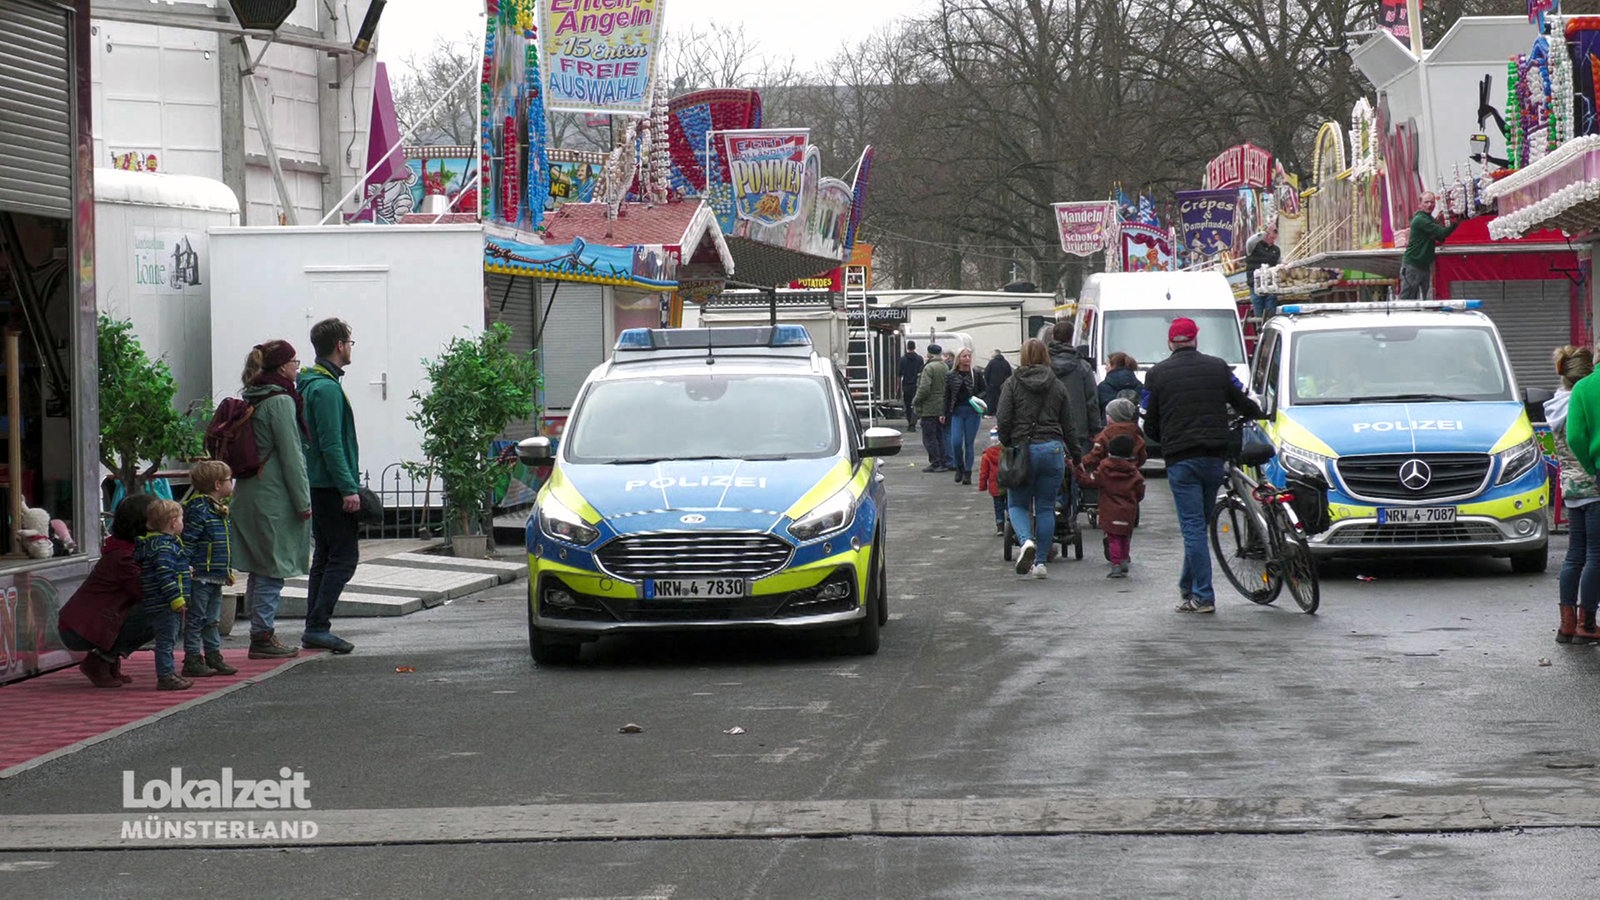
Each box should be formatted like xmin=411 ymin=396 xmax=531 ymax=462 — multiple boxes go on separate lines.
xmin=94 ymin=169 xmax=240 ymax=412
xmin=878 ymin=290 xmax=1058 ymax=364
xmin=690 ymin=304 xmax=850 ymax=370
xmin=207 ymin=224 xmax=485 ymax=489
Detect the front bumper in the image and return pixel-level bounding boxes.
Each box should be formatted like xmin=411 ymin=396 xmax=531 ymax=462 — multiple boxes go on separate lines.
xmin=1308 ymin=511 xmax=1548 ymax=559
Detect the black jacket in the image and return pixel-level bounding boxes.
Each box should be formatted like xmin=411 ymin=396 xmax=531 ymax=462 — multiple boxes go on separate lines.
xmin=1048 ymin=341 xmax=1103 ymax=439
xmin=899 ymin=351 xmax=924 ymax=386
xmin=982 ymin=354 xmax=1013 ymax=411
xmin=996 ymin=365 xmax=1080 ymax=456
xmin=1143 ymin=346 xmax=1263 ymax=463
xmin=1245 ymin=238 xmax=1281 ymax=287
xmin=943 ymin=367 xmax=986 ymax=417
xmin=1097 ymin=368 xmax=1144 ymax=414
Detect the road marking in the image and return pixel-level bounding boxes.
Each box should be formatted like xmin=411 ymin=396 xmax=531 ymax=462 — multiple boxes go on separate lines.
xmin=738 ymin=701 xmax=829 ymax=714
xmin=5 ymin=795 xmax=1600 ymax=851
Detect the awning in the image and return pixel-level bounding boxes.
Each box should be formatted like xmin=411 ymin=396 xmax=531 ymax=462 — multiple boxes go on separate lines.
xmin=484 ymin=234 xmax=677 ymax=290
xmin=1482 ymin=135 xmax=1600 ymax=239
xmin=722 ymin=235 xmax=845 ymax=289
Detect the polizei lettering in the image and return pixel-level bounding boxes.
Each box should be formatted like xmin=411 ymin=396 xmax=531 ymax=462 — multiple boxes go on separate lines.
xmin=1351 ymin=420 xmax=1465 ymax=433
xmin=625 ymin=476 xmax=769 ymax=490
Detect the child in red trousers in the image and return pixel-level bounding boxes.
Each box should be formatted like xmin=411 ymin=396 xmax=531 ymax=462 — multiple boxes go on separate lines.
xmin=976 ymin=427 xmax=1006 ymax=535
xmin=1078 ymin=433 xmax=1145 ymax=577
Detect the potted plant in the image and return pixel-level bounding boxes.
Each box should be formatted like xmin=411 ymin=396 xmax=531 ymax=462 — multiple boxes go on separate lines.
xmin=97 ymin=314 xmax=207 ymax=498
xmin=407 ymin=322 xmax=540 ymax=557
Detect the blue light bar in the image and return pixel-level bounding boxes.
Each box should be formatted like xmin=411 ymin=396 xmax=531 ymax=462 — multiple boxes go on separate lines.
xmin=612 ymin=326 xmax=816 ymax=352
xmin=616 ymin=328 xmax=654 ymax=349
xmin=770 ymin=324 xmax=813 ymax=346
xmin=1277 ymin=299 xmax=1481 ymax=315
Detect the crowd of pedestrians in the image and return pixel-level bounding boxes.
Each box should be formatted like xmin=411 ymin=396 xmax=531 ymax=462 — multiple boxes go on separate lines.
xmin=57 ymin=318 xmax=364 ymax=690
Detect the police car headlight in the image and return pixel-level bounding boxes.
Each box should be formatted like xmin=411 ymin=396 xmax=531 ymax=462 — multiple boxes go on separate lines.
xmin=789 ymin=487 xmax=858 ymax=541
xmin=1495 ymin=437 xmax=1540 ymax=486
xmin=537 ymin=496 xmax=599 ymax=546
xmin=1280 ymin=441 xmax=1332 ymax=480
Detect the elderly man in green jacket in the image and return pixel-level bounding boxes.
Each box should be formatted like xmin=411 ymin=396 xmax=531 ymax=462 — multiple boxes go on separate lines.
xmin=298 ymin=317 xmax=362 ymax=654
xmin=1399 ymin=192 xmax=1459 ymax=300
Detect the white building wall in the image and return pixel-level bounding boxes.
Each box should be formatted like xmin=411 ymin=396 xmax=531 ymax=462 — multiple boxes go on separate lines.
xmin=90 ymin=19 xmax=223 ymax=180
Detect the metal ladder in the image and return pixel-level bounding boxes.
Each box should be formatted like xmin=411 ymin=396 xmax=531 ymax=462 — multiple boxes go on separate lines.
xmin=842 ymin=265 xmax=876 ymax=424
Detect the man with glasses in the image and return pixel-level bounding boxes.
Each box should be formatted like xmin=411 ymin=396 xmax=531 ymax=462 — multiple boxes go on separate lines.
xmin=298 ymin=318 xmax=362 ymax=654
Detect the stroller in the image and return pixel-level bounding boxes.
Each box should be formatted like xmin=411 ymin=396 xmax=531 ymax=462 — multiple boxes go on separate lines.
xmin=1002 ymin=473 xmax=1087 ymax=563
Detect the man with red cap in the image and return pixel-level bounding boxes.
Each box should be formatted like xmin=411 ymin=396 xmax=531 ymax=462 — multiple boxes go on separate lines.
xmin=1143 ymin=317 xmax=1264 ymax=614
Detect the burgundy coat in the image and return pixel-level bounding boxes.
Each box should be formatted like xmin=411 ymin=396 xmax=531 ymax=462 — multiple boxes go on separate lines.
xmin=56 ymin=537 xmax=143 ymax=650
xmin=1078 ymin=457 xmax=1145 ymax=537
xmin=1081 ymin=420 xmax=1148 ymax=471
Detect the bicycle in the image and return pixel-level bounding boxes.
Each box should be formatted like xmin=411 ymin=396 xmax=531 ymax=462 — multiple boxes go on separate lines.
xmin=1208 ymin=423 xmax=1322 ymax=614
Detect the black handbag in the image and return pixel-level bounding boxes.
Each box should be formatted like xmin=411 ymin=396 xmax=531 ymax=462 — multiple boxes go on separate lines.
xmin=997 ymin=425 xmax=1034 ymax=488
xmin=357 ymin=486 xmax=385 ymax=525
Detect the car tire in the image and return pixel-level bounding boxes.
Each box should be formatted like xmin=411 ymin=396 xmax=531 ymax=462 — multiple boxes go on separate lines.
xmin=843 ymin=541 xmax=882 ymax=655
xmin=1511 ymin=545 xmax=1549 ymax=574
xmin=875 ymin=536 xmax=889 ymax=627
xmin=527 ymin=585 xmax=581 ymax=665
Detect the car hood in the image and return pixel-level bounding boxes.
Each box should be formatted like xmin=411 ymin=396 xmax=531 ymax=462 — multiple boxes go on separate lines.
xmin=561 ymin=457 xmax=846 ymax=532
xmin=1282 ymin=401 xmax=1526 ymax=455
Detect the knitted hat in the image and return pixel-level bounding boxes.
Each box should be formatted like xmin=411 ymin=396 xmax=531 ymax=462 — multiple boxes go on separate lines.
xmin=1106 ymin=397 xmax=1138 ymax=422
xmin=255 ymin=340 xmax=297 ymax=371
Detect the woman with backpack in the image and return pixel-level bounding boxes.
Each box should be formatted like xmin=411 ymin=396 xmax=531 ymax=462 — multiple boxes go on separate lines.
xmin=996 ymin=338 xmax=1081 ymax=578
xmin=1097 ymin=351 xmax=1143 ymax=415
xmin=227 ymin=340 xmax=312 ymax=660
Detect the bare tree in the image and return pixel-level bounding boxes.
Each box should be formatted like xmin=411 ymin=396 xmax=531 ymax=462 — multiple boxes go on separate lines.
xmin=391 ymin=33 xmax=480 ymax=147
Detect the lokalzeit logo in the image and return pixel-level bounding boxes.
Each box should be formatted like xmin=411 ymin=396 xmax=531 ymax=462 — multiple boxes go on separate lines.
xmin=123 ymin=767 xmax=312 ymax=810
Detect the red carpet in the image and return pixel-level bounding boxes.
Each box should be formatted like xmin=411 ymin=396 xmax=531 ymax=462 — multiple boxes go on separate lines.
xmin=0 ymin=648 xmax=319 ymax=776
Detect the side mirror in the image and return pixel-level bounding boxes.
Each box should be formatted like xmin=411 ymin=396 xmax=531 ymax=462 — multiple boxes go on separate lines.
xmin=515 ymin=436 xmax=554 ymax=465
xmin=1523 ymin=387 xmax=1554 ymax=426
xmin=861 ymin=426 xmax=903 ymax=458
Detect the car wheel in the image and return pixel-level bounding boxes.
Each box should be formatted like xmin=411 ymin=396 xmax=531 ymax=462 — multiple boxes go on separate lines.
xmin=843 ymin=542 xmax=882 ymax=655
xmin=1511 ymin=545 xmax=1549 ymax=574
xmin=527 ymin=585 xmax=580 ymax=665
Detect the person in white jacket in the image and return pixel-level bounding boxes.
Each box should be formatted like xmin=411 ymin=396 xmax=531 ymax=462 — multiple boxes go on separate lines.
xmin=1547 ymin=345 xmax=1600 ymax=644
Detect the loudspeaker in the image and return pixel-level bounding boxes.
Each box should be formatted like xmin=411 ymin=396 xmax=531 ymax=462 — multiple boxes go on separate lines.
xmin=227 ymin=0 xmax=299 ymax=31
xmin=353 ymin=0 xmax=387 ymax=54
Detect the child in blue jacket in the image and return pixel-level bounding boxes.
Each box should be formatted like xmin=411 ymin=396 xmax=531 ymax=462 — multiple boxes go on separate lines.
xmin=182 ymin=460 xmax=238 ymax=678
xmin=135 ymin=499 xmax=191 ymax=691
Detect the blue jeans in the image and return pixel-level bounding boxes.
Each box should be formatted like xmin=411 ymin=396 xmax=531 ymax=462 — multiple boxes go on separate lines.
xmin=921 ymin=417 xmax=948 ymax=467
xmin=1559 ymin=503 xmax=1600 ymax=612
xmin=184 ymin=580 xmax=225 ymax=656
xmin=1006 ymin=440 xmax=1068 ymax=545
xmin=248 ymin=573 xmax=286 ymax=637
xmin=944 ymin=418 xmax=955 ymax=467
xmin=147 ymin=603 xmax=181 ymax=677
xmin=950 ymin=406 xmax=981 ymax=473
xmin=1167 ymin=457 xmax=1227 ymax=604
xmin=992 ymin=494 xmax=1007 ymax=527
xmin=1251 ymin=291 xmax=1278 ymax=319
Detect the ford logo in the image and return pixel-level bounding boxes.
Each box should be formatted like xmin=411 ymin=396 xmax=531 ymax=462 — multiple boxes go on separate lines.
xmin=679 ymin=514 xmax=706 ymax=524
xmin=1398 ymin=459 xmax=1432 ymax=491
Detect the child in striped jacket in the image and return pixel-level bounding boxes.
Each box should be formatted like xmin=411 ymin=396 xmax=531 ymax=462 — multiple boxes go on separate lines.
xmin=135 ymin=499 xmax=191 ymax=691
xmin=182 ymin=460 xmax=238 ymax=678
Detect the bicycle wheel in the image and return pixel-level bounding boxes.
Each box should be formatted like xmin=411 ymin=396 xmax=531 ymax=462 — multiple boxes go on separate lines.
xmin=1276 ymin=516 xmax=1320 ymax=614
xmin=1209 ymin=492 xmax=1281 ymax=604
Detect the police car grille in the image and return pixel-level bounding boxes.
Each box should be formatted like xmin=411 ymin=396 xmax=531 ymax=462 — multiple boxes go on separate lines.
xmin=596 ymin=532 xmax=793 ymax=580
xmin=1324 ymin=522 xmax=1503 ymax=545
xmin=1335 ymin=453 xmax=1490 ymax=502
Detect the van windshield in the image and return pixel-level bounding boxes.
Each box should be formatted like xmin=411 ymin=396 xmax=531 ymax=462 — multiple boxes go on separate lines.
xmin=1103 ymin=309 xmax=1246 ymax=366
xmin=565 ymin=374 xmax=840 ymax=463
xmin=1289 ymin=326 xmax=1513 ymax=404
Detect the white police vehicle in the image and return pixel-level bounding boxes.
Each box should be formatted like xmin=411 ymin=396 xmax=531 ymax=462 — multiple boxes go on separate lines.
xmin=1248 ymin=300 xmax=1549 ymax=571
xmin=515 ymin=326 xmax=904 ymax=663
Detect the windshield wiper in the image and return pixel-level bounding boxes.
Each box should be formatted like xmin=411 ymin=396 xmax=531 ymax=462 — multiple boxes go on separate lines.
xmin=1347 ymin=392 xmax=1473 ymax=403
xmin=605 ymin=454 xmax=736 ymax=465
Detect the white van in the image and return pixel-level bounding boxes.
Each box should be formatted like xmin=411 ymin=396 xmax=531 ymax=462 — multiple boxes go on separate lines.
xmin=1071 ymin=271 xmax=1250 ymax=387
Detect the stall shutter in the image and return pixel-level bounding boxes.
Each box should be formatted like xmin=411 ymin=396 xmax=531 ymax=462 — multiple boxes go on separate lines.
xmin=0 ymin=0 xmax=73 ymax=218
xmin=1449 ymin=279 xmax=1571 ymax=393
xmin=485 ymin=274 xmax=540 ymax=440
xmin=537 ymin=282 xmax=605 ymax=412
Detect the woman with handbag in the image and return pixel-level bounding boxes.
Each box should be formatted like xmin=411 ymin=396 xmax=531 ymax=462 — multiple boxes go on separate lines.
xmin=942 ymin=347 xmax=987 ymax=485
xmin=996 ymin=338 xmax=1081 ymax=578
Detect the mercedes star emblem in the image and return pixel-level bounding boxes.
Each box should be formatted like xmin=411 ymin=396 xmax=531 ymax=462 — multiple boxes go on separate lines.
xmin=679 ymin=514 xmax=706 ymax=524
xmin=1398 ymin=458 xmax=1432 ymax=491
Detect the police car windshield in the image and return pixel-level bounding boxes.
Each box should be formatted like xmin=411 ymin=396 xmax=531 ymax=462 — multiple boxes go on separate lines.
xmin=1290 ymin=325 xmax=1512 ymax=405
xmin=1104 ymin=309 xmax=1246 ymax=366
xmin=564 ymin=374 xmax=840 ymax=464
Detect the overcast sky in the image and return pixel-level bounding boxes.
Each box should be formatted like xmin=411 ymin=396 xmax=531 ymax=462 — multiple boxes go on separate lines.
xmin=376 ymin=0 xmax=931 ymax=73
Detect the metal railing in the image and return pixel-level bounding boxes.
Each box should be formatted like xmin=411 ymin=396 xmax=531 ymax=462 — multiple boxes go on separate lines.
xmin=358 ymin=464 xmax=448 ymax=540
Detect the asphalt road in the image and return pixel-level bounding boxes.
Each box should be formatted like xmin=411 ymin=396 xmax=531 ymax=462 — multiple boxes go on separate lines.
xmin=4 ymin=452 xmax=1600 ymax=898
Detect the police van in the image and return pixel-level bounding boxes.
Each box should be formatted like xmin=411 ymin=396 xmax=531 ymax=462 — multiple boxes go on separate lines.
xmin=1248 ymin=300 xmax=1549 ymax=572
xmin=514 ymin=326 xmax=903 ymax=663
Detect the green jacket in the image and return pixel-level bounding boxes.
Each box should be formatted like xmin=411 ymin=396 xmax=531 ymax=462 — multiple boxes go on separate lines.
xmin=1402 ymin=210 xmax=1459 ymax=268
xmin=298 ymin=361 xmax=361 ymax=496
xmin=229 ymin=387 xmax=311 ymax=579
xmin=912 ymin=359 xmax=949 ymax=417
xmin=1568 ymin=375 xmax=1600 ymax=478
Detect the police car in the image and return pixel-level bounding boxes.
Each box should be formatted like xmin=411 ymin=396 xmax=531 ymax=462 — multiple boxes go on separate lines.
xmin=1248 ymin=300 xmax=1549 ymax=572
xmin=514 ymin=326 xmax=903 ymax=663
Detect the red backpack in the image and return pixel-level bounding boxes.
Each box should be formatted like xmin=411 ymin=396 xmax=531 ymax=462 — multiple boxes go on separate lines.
xmin=204 ymin=397 xmax=270 ymax=479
